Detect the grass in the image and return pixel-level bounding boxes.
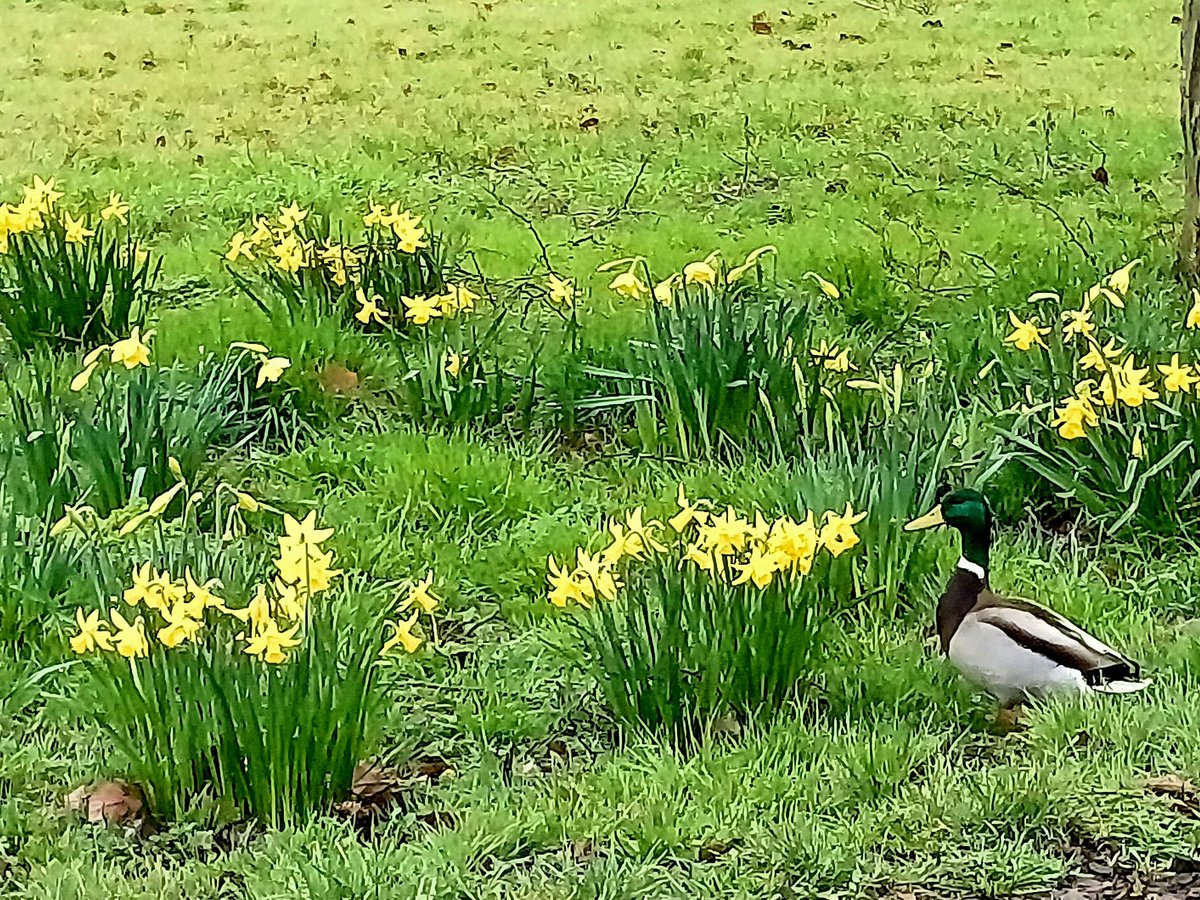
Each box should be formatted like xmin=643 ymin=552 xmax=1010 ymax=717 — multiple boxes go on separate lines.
xmin=2 ymin=0 xmax=1200 ymax=897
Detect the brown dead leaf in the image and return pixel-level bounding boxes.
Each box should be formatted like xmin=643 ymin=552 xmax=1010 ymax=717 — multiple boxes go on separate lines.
xmin=1143 ymin=774 xmax=1197 ymax=798
xmin=698 ymin=838 xmax=740 ymax=862
xmin=751 ymin=21 xmax=772 ymax=34
xmin=66 ymin=780 xmax=144 ymax=825
xmin=579 ymin=116 xmax=600 ymax=130
xmin=352 ymin=760 xmax=402 ymax=803
xmin=318 ymin=362 xmax=359 ymax=395
xmin=412 ymin=756 xmax=454 ymax=783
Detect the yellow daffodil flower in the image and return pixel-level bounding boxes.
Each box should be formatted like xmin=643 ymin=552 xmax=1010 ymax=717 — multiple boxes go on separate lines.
xmin=249 ymin=217 xmax=274 ymax=245
xmin=1084 ymin=282 xmax=1123 ymax=309
xmin=697 ymin=507 xmax=750 ymax=558
xmin=354 ymin=288 xmax=389 ymax=325
xmin=1188 ymin=289 xmax=1200 ymax=330
xmin=446 ymin=283 xmax=479 ymax=314
xmin=363 ymin=203 xmax=386 ymax=227
xmin=381 ymin=612 xmax=423 ymax=654
xmin=1131 ymin=434 xmax=1145 ymax=461
xmin=766 ymin=512 xmax=820 ymax=575
xmin=235 ymin=490 xmax=260 ymax=512
xmin=668 ymin=483 xmax=709 ymax=533
xmin=573 ymin=549 xmax=620 ymax=602
xmin=256 ymin=356 xmax=290 ymax=388
xmin=1106 ymin=258 xmax=1141 ymax=297
xmin=547 ymin=274 xmax=575 ymax=306
xmin=226 ymin=231 xmax=255 ymax=261
xmin=807 ymin=272 xmax=841 ymax=299
xmin=110 ymin=611 xmax=149 ymax=660
xmin=653 ymin=274 xmax=679 ymax=306
xmin=609 ymin=270 xmax=649 ymax=300
xmin=70 ymin=361 xmax=99 ymax=392
xmin=110 ymin=326 xmax=153 ymax=368
xmin=100 ymin=192 xmax=129 ymax=224
xmin=29 ymin=175 xmax=63 ymax=211
xmin=272 ymin=234 xmax=306 ymax=272
xmin=683 ymin=253 xmax=718 ymax=288
xmin=444 ymin=350 xmax=467 ymax=377
xmin=732 ymin=544 xmax=781 ymax=590
xmin=277 ymin=202 xmax=307 ymax=231
xmin=726 ymin=245 xmax=777 ymax=283
xmin=245 ymin=617 xmax=302 ymax=664
xmin=282 ymin=510 xmax=335 ymax=548
xmin=547 ymin=555 xmax=588 ymax=607
xmin=1061 ymin=307 xmax=1095 ymax=340
xmin=1003 ymin=311 xmax=1050 ymax=351
xmin=184 ymin=567 xmax=224 ymax=610
xmin=70 ymin=608 xmax=114 ymax=654
xmin=157 ymin=601 xmax=203 ymax=649
xmin=819 ymin=503 xmax=866 ymax=557
xmin=387 ymin=208 xmax=427 ymax=253
xmin=402 ymin=295 xmax=442 ymax=325
xmin=1158 ymin=354 xmax=1198 ymax=393
xmin=63 ymin=211 xmax=95 ymax=244
xmin=1113 ymin=357 xmax=1159 ymax=407
xmin=1051 ymin=393 xmax=1099 ymax=440
xmin=681 ymin=542 xmax=715 ymax=573
xmin=403 ymin=571 xmax=441 ymax=614
xmin=229 ymin=585 xmax=275 ymax=632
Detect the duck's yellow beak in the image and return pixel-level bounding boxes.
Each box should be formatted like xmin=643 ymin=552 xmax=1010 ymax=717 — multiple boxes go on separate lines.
xmin=904 ymin=504 xmax=945 ymax=532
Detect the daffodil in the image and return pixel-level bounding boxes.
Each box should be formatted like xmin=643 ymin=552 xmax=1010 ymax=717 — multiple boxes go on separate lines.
xmin=282 ymin=510 xmax=335 ymax=548
xmin=1131 ymin=434 xmax=1145 ymax=461
xmin=354 ymin=288 xmax=389 ymax=325
xmin=277 ymin=202 xmax=308 ymax=231
xmin=70 ymin=608 xmax=113 ymax=654
xmin=388 ymin=209 xmax=427 ymax=253
xmin=609 ymin=270 xmax=648 ymax=299
xmin=653 ymin=274 xmax=679 ymax=306
xmin=681 ymin=543 xmax=715 ymax=573
xmin=1158 ymin=354 xmax=1198 ymax=393
xmin=573 ymin=549 xmax=620 ymax=602
xmin=29 ymin=175 xmax=63 ymax=211
xmin=70 ymin=361 xmax=99 ymax=392
xmin=697 ymin=507 xmax=750 ymax=558
xmin=668 ymin=483 xmax=709 ymax=533
xmin=547 ymin=274 xmax=575 ymax=307
xmin=726 ymin=245 xmax=777 ymax=283
xmin=229 ymin=584 xmax=275 ymax=632
xmin=1051 ymin=394 xmax=1099 ymax=440
xmin=1188 ymin=289 xmax=1200 ymax=330
xmin=235 ymin=490 xmax=260 ymax=512
xmin=547 ymin=555 xmax=588 ymax=607
xmin=62 ymin=211 xmax=95 ymax=244
xmin=184 ymin=567 xmax=224 ymax=610
xmin=363 ymin=203 xmax=387 ymax=227
xmin=226 ymin=231 xmax=255 ymax=261
xmin=245 ymin=617 xmax=302 ymax=664
xmin=683 ymin=253 xmax=718 ymax=288
xmin=807 ymin=272 xmax=841 ymax=299
xmin=157 ymin=602 xmax=203 ymax=649
xmin=1084 ymin=282 xmax=1123 ymax=309
xmin=123 ymin=563 xmax=162 ymax=609
xmin=402 ymin=571 xmax=441 ymax=614
xmin=256 ymin=356 xmax=290 ymax=388
xmin=402 ymin=295 xmax=442 ymax=325
xmin=1113 ymin=356 xmax=1159 ymax=407
xmin=110 ymin=326 xmax=153 ymax=368
xmin=732 ymin=544 xmax=782 ymax=589
xmin=1003 ymin=311 xmax=1050 ymax=351
xmin=1079 ymin=338 xmax=1123 ymax=372
xmin=819 ymin=503 xmax=866 ymax=557
xmin=381 ymin=612 xmax=423 ymax=654
xmin=1106 ymin=258 xmax=1141 ymax=297
xmin=272 ymin=234 xmax=306 ymax=272
xmin=110 ymin=611 xmax=149 ymax=660
xmin=100 ymin=192 xmax=129 ymax=224
xmin=766 ymin=512 xmax=820 ymax=575
xmin=1061 ymin=307 xmax=1095 ymax=340
xmin=445 ymin=283 xmax=479 ymax=314
xmin=444 ymin=350 xmax=467 ymax=377
xmin=249 ymin=217 xmax=274 ymax=245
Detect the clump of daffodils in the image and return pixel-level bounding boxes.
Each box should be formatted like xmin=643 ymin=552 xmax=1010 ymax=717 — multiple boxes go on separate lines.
xmin=597 ymin=245 xmax=789 ymax=307
xmin=69 ymin=511 xmax=343 ymax=666
xmin=1000 ymin=258 xmax=1200 ymax=445
xmin=547 ymin=485 xmax=866 ymax=607
xmin=0 ymin=176 xmax=132 ymax=254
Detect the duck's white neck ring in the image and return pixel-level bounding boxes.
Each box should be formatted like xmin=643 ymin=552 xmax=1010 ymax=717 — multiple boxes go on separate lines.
xmin=957 ymin=557 xmax=986 ymax=580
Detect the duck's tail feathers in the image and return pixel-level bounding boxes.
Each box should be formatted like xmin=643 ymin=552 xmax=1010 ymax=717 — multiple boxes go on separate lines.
xmin=1091 ymin=678 xmax=1152 ymax=695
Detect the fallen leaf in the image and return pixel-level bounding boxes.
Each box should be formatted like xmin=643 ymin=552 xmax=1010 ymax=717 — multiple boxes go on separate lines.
xmin=351 ymin=760 xmax=402 ymax=802
xmin=318 ymin=362 xmax=359 ymax=395
xmin=698 ymin=838 xmax=740 ymax=862
xmin=1143 ymin=774 xmax=1197 ymax=798
xmin=1092 ymin=165 xmax=1109 ymax=187
xmin=579 ymin=116 xmax=600 ymax=130
xmin=751 ymin=21 xmax=772 ymax=34
xmin=66 ymin=780 xmax=144 ymax=825
xmin=412 ymin=756 xmax=454 ymax=783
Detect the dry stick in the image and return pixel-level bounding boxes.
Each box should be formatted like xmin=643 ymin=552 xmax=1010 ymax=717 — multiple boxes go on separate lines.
xmin=570 ymin=156 xmax=652 ymax=245
xmin=963 ymin=167 xmax=1098 ymax=269
xmin=484 ymin=185 xmax=556 ymax=275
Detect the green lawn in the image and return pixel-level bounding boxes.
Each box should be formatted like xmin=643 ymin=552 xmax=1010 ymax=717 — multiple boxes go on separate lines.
xmin=3 ymin=1 xmax=1200 ymax=898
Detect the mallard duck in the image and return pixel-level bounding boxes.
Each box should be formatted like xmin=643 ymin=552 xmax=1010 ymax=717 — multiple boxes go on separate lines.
xmin=905 ymin=488 xmax=1150 ymax=706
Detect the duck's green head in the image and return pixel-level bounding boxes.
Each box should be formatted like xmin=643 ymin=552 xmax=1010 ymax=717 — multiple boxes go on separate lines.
xmin=904 ymin=488 xmax=992 ymax=569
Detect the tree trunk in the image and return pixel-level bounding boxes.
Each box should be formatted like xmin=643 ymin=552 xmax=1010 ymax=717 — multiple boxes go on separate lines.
xmin=1181 ymin=0 xmax=1200 ymax=275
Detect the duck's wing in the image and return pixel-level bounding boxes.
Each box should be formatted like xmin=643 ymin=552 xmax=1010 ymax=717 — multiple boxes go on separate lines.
xmin=971 ymin=591 xmax=1145 ymax=688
